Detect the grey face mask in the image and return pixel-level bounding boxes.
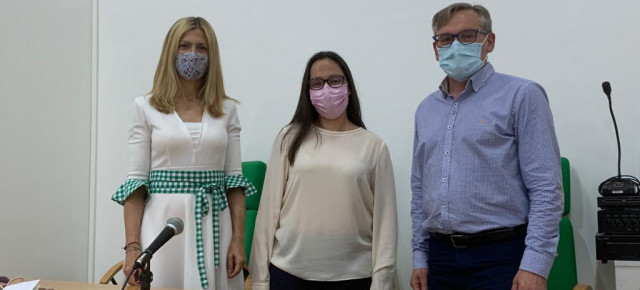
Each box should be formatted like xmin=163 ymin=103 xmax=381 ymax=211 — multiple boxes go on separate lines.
xmin=175 ymin=52 xmax=208 ymax=80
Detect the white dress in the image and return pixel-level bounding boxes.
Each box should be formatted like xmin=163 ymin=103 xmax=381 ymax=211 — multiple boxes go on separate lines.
xmin=113 ymin=95 xmax=253 ymax=290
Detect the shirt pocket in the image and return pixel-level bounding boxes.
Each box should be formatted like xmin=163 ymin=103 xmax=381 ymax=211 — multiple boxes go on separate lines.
xmin=466 ymin=114 xmax=514 ymax=148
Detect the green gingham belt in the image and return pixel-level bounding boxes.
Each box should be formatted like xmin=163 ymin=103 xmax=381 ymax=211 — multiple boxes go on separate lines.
xmin=148 ymin=170 xmax=227 ymax=289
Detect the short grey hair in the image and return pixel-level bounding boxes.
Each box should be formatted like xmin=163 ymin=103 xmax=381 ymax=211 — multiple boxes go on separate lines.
xmin=432 ymin=3 xmax=492 ymax=34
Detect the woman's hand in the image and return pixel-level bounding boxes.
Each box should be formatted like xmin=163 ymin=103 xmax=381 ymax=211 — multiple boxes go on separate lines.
xmin=226 ymin=187 xmax=246 ymax=279
xmin=123 ymin=188 xmax=145 ymax=286
xmin=226 ymin=238 xmax=245 ymax=278
xmin=123 ymin=250 xmax=141 ymax=286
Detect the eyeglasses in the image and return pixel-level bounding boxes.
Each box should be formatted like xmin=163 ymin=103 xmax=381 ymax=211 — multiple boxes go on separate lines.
xmin=309 ymin=75 xmax=347 ymax=90
xmin=432 ymin=29 xmax=488 ymax=48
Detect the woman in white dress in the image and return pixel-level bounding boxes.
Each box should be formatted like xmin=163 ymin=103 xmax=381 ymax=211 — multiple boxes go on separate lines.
xmin=112 ymin=17 xmax=256 ymax=290
xmin=249 ymin=51 xmax=398 ymax=290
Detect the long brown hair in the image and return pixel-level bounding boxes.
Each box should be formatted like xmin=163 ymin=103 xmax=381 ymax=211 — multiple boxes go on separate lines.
xmin=149 ymin=17 xmax=230 ymax=117
xmin=281 ymin=51 xmax=366 ymax=165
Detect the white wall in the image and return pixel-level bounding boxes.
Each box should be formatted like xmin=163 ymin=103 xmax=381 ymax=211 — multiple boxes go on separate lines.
xmin=0 ymin=0 xmax=93 ymax=282
xmin=90 ymin=1 xmax=637 ymax=289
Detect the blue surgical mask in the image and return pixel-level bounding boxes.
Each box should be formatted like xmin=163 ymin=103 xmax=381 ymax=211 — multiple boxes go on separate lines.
xmin=437 ymin=36 xmax=488 ymax=81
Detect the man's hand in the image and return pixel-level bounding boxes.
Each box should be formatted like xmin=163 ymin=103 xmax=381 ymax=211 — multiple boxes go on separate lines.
xmin=512 ymin=270 xmax=546 ymax=290
xmin=410 ymin=268 xmax=428 ymax=290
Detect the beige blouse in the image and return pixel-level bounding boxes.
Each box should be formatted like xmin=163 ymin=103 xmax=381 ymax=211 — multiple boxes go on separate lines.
xmin=250 ymin=126 xmax=398 ymax=290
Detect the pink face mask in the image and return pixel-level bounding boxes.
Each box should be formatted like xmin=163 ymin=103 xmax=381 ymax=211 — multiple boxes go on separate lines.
xmin=309 ymin=84 xmax=349 ymax=120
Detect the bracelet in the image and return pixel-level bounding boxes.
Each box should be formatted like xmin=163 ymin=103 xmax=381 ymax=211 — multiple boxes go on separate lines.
xmin=125 ymin=247 xmax=141 ymax=253
xmin=122 ymin=241 xmax=140 ymax=250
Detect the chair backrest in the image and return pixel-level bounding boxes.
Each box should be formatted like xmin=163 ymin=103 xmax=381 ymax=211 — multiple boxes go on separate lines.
xmin=547 ymin=157 xmax=578 ymax=290
xmin=242 ymin=161 xmax=267 ymax=263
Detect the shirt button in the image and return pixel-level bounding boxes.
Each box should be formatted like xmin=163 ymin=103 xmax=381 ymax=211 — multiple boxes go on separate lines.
xmin=453 ymin=103 xmax=458 ymax=106
xmin=444 ymin=151 xmax=450 ymax=156
xmin=442 ymin=178 xmax=447 ymax=182
xmin=442 ymin=205 xmax=448 ymax=211
xmin=447 ymin=125 xmax=452 ymax=130
xmin=451 ymin=110 xmax=456 ymax=114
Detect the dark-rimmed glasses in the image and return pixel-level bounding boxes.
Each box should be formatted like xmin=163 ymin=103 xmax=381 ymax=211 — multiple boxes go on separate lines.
xmin=309 ymin=75 xmax=346 ymax=90
xmin=433 ymin=29 xmax=488 ymax=48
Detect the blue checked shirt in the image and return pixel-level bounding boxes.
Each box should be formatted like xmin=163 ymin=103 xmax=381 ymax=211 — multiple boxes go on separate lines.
xmin=411 ymin=63 xmax=563 ymax=278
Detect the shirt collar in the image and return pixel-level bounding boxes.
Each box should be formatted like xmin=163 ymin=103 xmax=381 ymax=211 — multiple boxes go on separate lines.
xmin=439 ymin=63 xmax=495 ymax=99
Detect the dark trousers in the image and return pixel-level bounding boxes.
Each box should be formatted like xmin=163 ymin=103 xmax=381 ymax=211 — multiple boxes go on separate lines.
xmin=427 ymin=232 xmax=526 ymax=290
xmin=269 ymin=264 xmax=372 ymax=290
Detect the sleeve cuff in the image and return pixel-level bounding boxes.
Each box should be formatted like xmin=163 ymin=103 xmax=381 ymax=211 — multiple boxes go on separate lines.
xmin=371 ymin=269 xmax=396 ymax=290
xmin=111 ymin=179 xmax=148 ymax=205
xmin=519 ymin=247 xmax=556 ymax=278
xmin=251 ymin=282 xmax=270 ymax=290
xmin=225 ymin=174 xmax=258 ymax=197
xmin=413 ymin=250 xmax=429 ymax=269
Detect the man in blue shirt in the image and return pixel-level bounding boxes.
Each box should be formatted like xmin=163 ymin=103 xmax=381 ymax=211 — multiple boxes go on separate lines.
xmin=410 ymin=3 xmax=563 ymax=290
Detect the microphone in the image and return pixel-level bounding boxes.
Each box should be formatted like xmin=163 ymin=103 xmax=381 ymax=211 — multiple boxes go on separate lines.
xmin=602 ymin=81 xmax=612 ymax=99
xmin=598 ymin=81 xmax=640 ymax=195
xmin=602 ymin=81 xmax=620 ymax=178
xmin=133 ymin=217 xmax=184 ymax=269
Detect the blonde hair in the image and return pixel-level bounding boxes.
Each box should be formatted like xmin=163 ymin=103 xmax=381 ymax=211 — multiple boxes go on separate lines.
xmin=149 ymin=17 xmax=231 ymax=118
xmin=432 ymin=3 xmax=492 ymax=34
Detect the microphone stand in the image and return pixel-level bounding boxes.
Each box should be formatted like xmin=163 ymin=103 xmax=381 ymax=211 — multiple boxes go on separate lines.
xmin=604 ymin=83 xmax=622 ymax=179
xmin=597 ymin=81 xmax=640 ymax=195
xmin=121 ymin=256 xmax=154 ymax=290
xmin=123 ymin=217 xmax=183 ymax=290
xmin=138 ymin=258 xmax=153 ymax=290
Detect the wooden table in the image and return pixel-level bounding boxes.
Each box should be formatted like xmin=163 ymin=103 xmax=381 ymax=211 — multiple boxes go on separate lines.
xmin=36 ymin=280 xmax=183 ymax=290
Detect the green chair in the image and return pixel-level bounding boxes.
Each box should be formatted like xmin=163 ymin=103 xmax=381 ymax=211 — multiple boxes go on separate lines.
xmin=547 ymin=157 xmax=592 ymax=290
xmin=241 ymin=161 xmax=267 ymax=289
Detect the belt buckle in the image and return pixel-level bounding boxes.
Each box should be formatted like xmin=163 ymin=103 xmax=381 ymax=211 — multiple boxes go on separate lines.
xmin=450 ymin=234 xmax=468 ymax=248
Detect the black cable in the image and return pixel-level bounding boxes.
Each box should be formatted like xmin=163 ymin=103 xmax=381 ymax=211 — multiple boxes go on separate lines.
xmin=121 ymin=268 xmax=136 ymax=290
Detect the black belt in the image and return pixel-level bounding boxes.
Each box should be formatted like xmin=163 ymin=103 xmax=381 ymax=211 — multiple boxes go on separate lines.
xmin=430 ymin=224 xmax=528 ymax=248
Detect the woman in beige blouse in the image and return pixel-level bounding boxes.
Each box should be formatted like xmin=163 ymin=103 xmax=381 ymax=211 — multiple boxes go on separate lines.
xmin=249 ymin=51 xmax=398 ymax=290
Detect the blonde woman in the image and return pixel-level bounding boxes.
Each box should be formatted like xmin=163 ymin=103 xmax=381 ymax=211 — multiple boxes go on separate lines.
xmin=111 ymin=17 xmax=256 ymax=290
